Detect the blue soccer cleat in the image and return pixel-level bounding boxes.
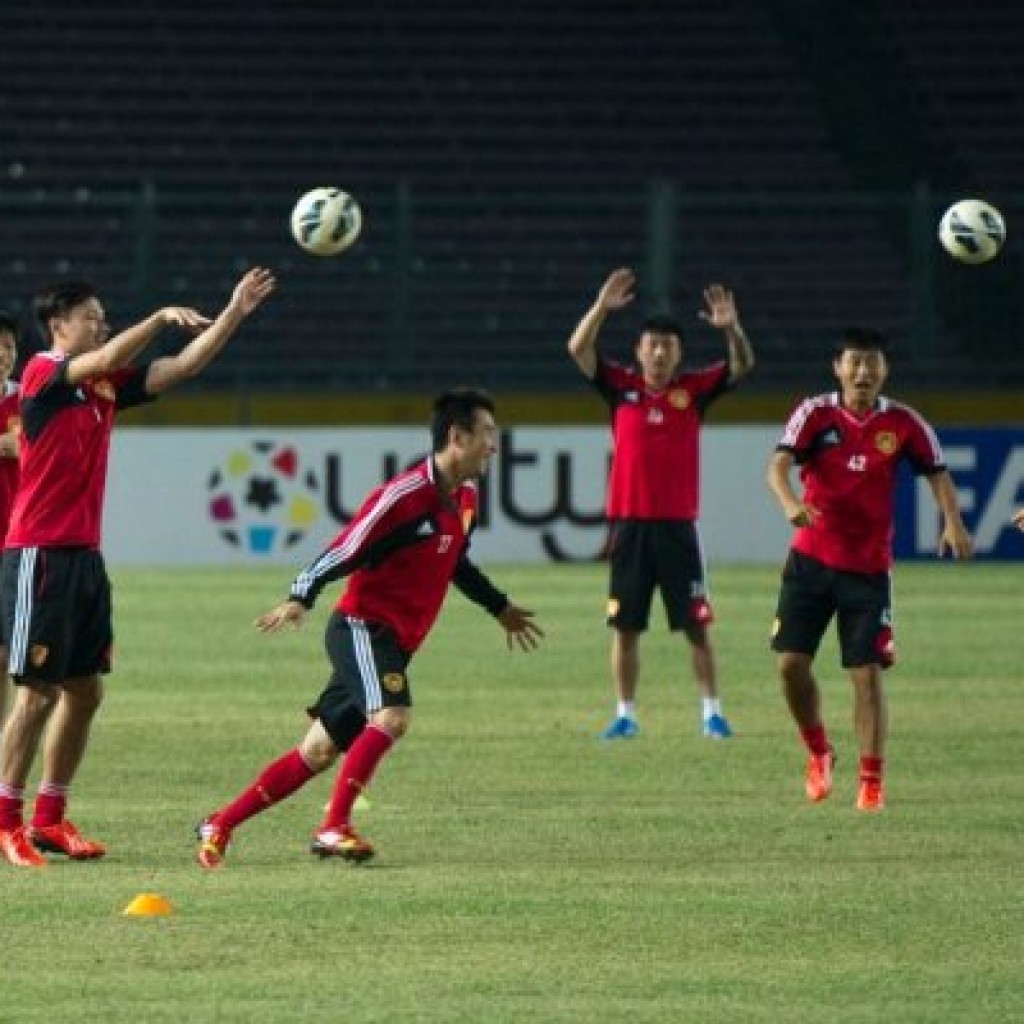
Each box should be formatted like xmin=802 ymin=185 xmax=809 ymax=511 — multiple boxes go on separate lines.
xmin=702 ymin=713 xmax=733 ymax=739
xmin=600 ymin=716 xmax=639 ymax=740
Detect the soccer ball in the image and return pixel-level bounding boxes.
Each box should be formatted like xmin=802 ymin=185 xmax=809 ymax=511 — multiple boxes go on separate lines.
xmin=938 ymin=199 xmax=1006 ymax=264
xmin=290 ymin=187 xmax=362 ymax=255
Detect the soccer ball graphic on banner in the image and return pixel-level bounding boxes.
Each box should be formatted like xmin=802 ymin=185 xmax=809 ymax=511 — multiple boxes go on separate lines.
xmin=937 ymin=198 xmax=1006 ymax=264
xmin=207 ymin=441 xmax=321 ymax=554
xmin=290 ymin=187 xmax=362 ymax=255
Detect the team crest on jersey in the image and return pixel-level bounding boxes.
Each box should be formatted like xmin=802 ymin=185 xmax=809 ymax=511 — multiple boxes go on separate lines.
xmin=93 ymin=379 xmax=116 ymax=401
xmin=874 ymin=431 xmax=898 ymax=455
xmin=668 ymin=389 xmax=690 ymax=410
xmin=30 ymin=644 xmax=49 ymax=667
xmin=381 ymin=672 xmax=406 ymax=694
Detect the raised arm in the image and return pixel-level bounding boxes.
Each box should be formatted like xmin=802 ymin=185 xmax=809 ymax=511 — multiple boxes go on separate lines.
xmin=926 ymin=469 xmax=974 ymax=559
xmin=144 ymin=267 xmax=275 ymax=395
xmin=567 ymin=268 xmax=636 ymax=380
xmin=65 ymin=306 xmax=211 ymax=387
xmin=700 ymin=284 xmax=755 ymax=381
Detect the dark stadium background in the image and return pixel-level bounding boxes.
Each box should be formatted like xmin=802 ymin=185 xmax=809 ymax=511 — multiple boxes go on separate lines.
xmin=1 ymin=1 xmax=1021 ymax=423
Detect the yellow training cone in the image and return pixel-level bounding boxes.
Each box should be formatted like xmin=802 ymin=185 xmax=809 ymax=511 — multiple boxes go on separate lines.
xmin=123 ymin=893 xmax=173 ymax=917
xmin=323 ymin=793 xmax=372 ymax=813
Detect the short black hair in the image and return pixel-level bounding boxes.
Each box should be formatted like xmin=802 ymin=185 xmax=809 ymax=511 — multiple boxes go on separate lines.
xmin=835 ymin=326 xmax=889 ymax=359
xmin=34 ymin=280 xmax=99 ymax=342
xmin=0 ymin=310 xmax=18 ymax=338
xmin=431 ymin=388 xmax=496 ymax=452
xmin=640 ymin=315 xmax=684 ymax=342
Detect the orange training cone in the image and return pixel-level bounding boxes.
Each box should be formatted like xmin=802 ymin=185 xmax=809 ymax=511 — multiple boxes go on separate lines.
xmin=123 ymin=893 xmax=173 ymax=917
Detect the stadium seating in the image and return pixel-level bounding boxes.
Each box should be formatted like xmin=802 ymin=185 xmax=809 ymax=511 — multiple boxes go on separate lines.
xmin=0 ymin=3 xmax=1018 ymax=393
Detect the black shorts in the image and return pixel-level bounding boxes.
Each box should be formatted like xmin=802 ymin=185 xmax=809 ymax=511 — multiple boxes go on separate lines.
xmin=607 ymin=519 xmax=713 ymax=633
xmin=307 ymin=613 xmax=412 ymax=750
xmin=770 ymin=550 xmax=894 ymax=669
xmin=0 ymin=547 xmax=113 ymax=684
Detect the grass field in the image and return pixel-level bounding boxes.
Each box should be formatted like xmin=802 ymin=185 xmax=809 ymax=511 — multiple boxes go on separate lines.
xmin=0 ymin=562 xmax=1021 ymax=1023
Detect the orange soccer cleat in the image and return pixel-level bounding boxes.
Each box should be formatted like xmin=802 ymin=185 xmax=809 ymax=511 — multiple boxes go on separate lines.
xmin=805 ymin=748 xmax=835 ymax=803
xmin=0 ymin=825 xmax=48 ymax=868
xmin=31 ymin=820 xmax=107 ymax=860
xmin=310 ymin=824 xmax=375 ymax=863
xmin=856 ymin=778 xmax=885 ymax=813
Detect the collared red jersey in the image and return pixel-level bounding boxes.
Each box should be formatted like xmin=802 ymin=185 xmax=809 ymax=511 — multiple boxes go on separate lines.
xmin=777 ymin=392 xmax=945 ymax=573
xmin=5 ymin=353 xmax=153 ymax=549
xmin=593 ymin=357 xmax=731 ymax=520
xmin=0 ymin=381 xmax=20 ymax=538
xmin=289 ymin=458 xmax=506 ymax=654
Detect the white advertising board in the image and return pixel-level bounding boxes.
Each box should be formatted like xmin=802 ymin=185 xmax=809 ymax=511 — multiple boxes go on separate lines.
xmin=103 ymin=427 xmax=791 ymax=566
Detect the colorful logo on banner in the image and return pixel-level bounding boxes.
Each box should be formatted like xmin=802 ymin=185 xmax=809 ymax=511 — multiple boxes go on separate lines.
xmin=207 ymin=441 xmax=321 ymax=554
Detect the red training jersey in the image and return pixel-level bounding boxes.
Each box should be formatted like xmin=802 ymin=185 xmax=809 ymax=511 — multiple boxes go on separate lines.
xmin=288 ymin=458 xmax=507 ymax=654
xmin=777 ymin=392 xmax=945 ymax=573
xmin=593 ymin=357 xmax=732 ymax=520
xmin=0 ymin=382 xmax=20 ymax=540
xmin=5 ymin=353 xmax=153 ymax=549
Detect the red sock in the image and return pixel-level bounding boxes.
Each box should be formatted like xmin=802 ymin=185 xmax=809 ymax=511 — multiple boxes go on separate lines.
xmin=859 ymin=755 xmax=884 ymax=783
xmin=216 ymin=748 xmax=316 ymax=831
xmin=800 ymin=723 xmax=830 ymax=756
xmin=323 ymin=725 xmax=394 ymax=830
xmin=0 ymin=786 xmax=24 ymax=831
xmin=31 ymin=782 xmax=68 ymax=828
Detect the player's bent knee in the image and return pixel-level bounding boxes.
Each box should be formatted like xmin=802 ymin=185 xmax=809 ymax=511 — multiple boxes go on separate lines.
xmin=371 ymin=707 xmax=409 ymax=740
xmin=300 ymin=720 xmax=342 ymax=773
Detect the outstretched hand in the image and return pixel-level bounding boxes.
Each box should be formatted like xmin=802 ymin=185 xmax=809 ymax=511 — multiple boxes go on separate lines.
xmin=1013 ymin=508 xmax=1024 ymax=531
xmin=596 ymin=268 xmax=636 ymax=313
xmin=254 ymin=598 xmax=307 ymax=633
xmin=497 ymin=604 xmax=544 ymax=652
xmin=699 ymin=284 xmax=739 ymax=330
xmin=161 ymin=307 xmax=213 ymax=333
xmin=230 ymin=267 xmax=277 ymax=317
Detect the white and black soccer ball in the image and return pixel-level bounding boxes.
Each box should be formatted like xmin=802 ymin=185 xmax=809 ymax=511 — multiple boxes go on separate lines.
xmin=938 ymin=198 xmax=1006 ymax=264
xmin=290 ymin=187 xmax=362 ymax=255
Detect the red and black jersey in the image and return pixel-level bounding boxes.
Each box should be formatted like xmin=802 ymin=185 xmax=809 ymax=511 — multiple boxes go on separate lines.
xmin=777 ymin=392 xmax=945 ymax=573
xmin=5 ymin=353 xmax=154 ymax=549
xmin=593 ymin=357 xmax=731 ymax=520
xmin=289 ymin=458 xmax=507 ymax=654
xmin=0 ymin=382 xmax=20 ymax=539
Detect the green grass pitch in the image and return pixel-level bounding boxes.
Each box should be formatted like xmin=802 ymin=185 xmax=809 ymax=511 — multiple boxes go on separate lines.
xmin=1 ymin=562 xmax=1020 ymax=1023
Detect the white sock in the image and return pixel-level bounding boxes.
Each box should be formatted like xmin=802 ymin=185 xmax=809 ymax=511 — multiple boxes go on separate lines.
xmin=702 ymin=698 xmax=722 ymax=721
xmin=617 ymin=700 xmax=636 ymax=720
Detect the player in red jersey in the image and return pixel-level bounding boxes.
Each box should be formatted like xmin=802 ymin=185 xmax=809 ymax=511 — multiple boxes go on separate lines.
xmin=767 ymin=327 xmax=973 ymax=813
xmin=0 ymin=311 xmax=28 ymax=740
xmin=196 ymin=389 xmax=542 ymax=869
xmin=568 ymin=268 xmax=755 ymax=741
xmin=0 ymin=268 xmax=275 ymax=868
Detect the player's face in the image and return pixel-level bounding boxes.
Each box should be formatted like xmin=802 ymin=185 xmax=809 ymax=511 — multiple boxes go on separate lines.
xmin=636 ymin=331 xmax=682 ymax=387
xmin=460 ymin=408 xmax=498 ymax=478
xmin=0 ymin=332 xmax=17 ymax=382
xmin=834 ymin=347 xmax=888 ymax=409
xmin=53 ymin=297 xmax=109 ymax=354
